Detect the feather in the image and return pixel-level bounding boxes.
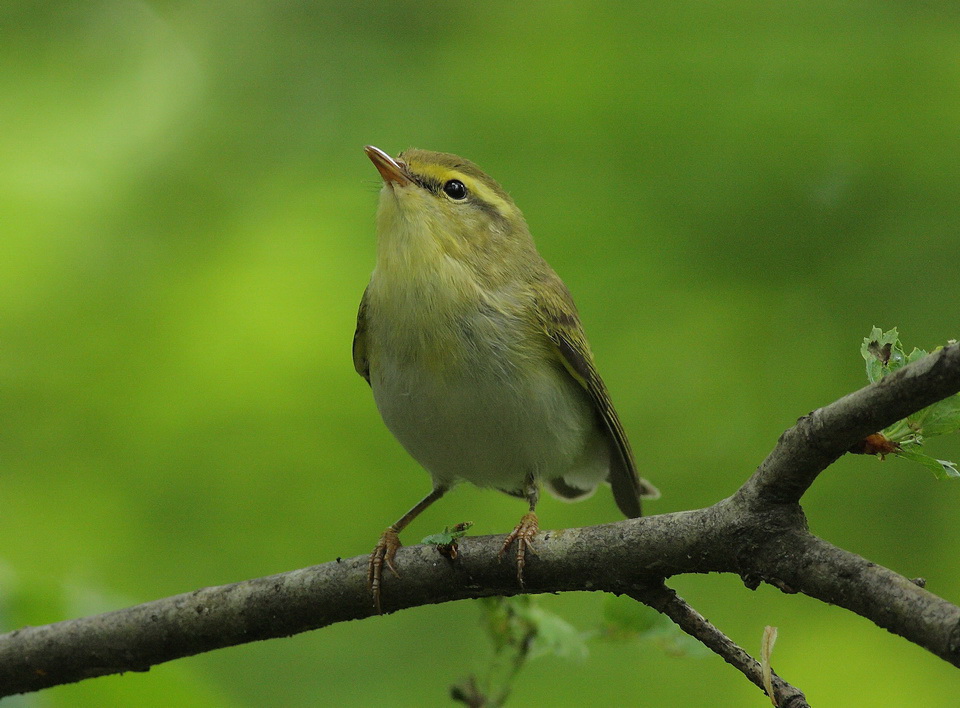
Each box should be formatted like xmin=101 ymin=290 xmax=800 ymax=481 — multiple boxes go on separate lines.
xmin=353 ymin=286 xmax=371 ymax=385
xmin=534 ymin=273 xmax=657 ymax=518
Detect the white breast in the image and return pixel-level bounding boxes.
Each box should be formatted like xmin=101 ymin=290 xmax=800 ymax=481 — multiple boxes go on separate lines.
xmin=369 ymin=303 xmax=608 ymax=494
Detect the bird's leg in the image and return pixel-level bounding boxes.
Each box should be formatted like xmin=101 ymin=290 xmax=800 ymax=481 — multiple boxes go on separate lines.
xmin=499 ymin=476 xmax=540 ymax=587
xmin=369 ymin=485 xmax=448 ymax=614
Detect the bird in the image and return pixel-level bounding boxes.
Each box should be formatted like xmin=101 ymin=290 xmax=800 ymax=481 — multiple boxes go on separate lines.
xmin=354 ymin=145 xmax=657 ymax=612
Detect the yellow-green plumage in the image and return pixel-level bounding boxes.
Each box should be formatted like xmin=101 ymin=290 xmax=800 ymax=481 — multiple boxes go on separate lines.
xmin=356 ymin=146 xmax=656 ymax=609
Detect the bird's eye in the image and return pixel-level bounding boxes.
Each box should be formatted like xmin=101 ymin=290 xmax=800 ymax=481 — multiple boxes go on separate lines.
xmin=442 ymin=179 xmax=467 ymax=200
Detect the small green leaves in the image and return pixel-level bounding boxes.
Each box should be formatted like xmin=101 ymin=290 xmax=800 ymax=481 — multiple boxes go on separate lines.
xmin=861 ymin=326 xmax=903 ymax=383
xmin=454 ymin=596 xmax=589 ymax=706
xmin=422 ymin=522 xmax=473 ymax=561
xmin=519 ymin=601 xmax=589 ymax=662
xmin=421 ymin=521 xmax=473 ymax=546
xmin=859 ymin=327 xmax=960 ymax=479
xmin=456 ymin=592 xmax=717 ymax=705
xmin=910 ymin=393 xmax=960 ymax=438
xmin=479 ymin=595 xmax=588 ymax=662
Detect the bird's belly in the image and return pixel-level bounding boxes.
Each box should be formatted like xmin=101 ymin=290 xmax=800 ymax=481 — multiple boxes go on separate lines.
xmin=371 ymin=354 xmax=603 ymax=492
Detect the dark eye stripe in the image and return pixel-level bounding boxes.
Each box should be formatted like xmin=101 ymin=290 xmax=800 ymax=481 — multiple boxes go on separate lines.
xmin=413 ymin=175 xmax=439 ymax=192
xmin=411 ymin=175 xmax=506 ymax=224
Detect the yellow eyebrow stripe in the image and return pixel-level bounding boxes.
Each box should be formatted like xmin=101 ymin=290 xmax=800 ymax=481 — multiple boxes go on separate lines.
xmin=417 ymin=164 xmax=515 ymax=215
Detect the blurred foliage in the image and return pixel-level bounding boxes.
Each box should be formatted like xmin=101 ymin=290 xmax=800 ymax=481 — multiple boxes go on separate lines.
xmin=3 ymin=1 xmax=960 ymax=706
xmin=453 ymin=596 xmax=588 ymax=707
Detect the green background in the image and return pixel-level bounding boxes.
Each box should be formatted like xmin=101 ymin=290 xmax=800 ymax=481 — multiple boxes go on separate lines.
xmin=4 ymin=1 xmax=960 ymax=705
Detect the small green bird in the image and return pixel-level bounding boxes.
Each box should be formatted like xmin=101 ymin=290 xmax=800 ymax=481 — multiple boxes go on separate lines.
xmin=355 ymin=146 xmax=657 ymax=611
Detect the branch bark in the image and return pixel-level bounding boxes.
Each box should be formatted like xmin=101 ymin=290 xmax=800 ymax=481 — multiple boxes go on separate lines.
xmin=1 ymin=343 xmax=958 ymax=699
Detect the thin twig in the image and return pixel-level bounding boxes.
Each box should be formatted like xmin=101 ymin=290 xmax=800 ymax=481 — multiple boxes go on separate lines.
xmin=629 ymin=582 xmax=808 ymax=708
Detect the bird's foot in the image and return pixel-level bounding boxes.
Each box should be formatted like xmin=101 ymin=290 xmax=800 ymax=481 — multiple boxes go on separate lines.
xmin=499 ymin=511 xmax=539 ymax=586
xmin=368 ymin=527 xmax=401 ymax=614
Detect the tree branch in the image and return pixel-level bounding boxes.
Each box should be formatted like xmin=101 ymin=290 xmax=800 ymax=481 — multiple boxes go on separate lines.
xmin=628 ymin=582 xmax=809 ymax=708
xmin=1 ymin=342 xmax=958 ymax=699
xmin=1 ymin=507 xmax=957 ymax=696
xmin=743 ymin=341 xmax=960 ymax=506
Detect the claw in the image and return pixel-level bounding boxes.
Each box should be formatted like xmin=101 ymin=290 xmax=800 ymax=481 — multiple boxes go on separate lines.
xmin=369 ymin=527 xmax=401 ymax=613
xmin=499 ymin=511 xmax=539 ymax=587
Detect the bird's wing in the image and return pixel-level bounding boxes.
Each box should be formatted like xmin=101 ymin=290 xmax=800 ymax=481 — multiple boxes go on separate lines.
xmin=534 ymin=273 xmax=656 ymax=518
xmin=353 ymin=286 xmax=371 ymax=385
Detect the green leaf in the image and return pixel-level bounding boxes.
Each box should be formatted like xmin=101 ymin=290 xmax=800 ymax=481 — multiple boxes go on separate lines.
xmin=861 ymin=327 xmax=903 ymax=383
xmin=519 ymin=603 xmax=589 ymax=662
xmin=908 ymin=395 xmax=960 ymax=437
xmin=597 ymin=595 xmax=710 ymax=657
xmin=905 ymin=346 xmax=929 ymax=365
xmin=477 ymin=596 xmax=517 ymax=652
xmin=421 ymin=522 xmax=473 ymax=545
xmin=477 ymin=596 xmax=589 ymax=662
xmin=895 ymin=447 xmax=960 ymax=480
xmin=600 ymin=594 xmax=659 ymax=639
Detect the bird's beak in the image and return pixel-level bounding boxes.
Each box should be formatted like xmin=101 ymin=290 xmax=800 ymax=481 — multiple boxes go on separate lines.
xmin=364 ymin=145 xmax=413 ymax=186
